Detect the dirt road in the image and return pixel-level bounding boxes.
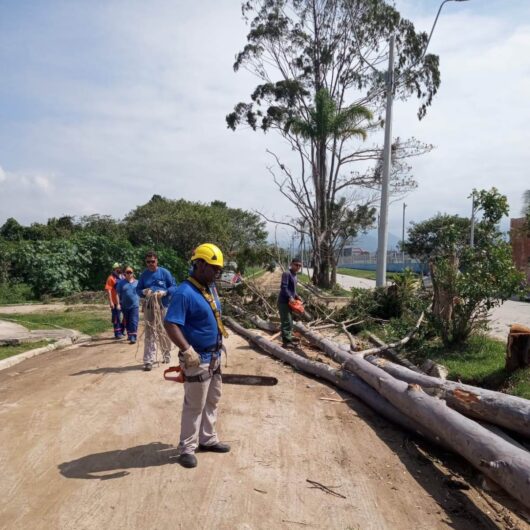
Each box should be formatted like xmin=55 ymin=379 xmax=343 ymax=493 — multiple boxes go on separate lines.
xmin=0 ymin=329 xmax=526 ymax=529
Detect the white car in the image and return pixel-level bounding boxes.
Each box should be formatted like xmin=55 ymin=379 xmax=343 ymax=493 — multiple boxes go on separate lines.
xmin=217 ymin=262 xmax=241 ymax=289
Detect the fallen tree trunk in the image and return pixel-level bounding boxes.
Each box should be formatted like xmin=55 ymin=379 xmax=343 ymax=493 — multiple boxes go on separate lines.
xmin=342 ymin=354 xmax=530 ymax=509
xmin=226 ymin=303 xmax=280 ymax=332
xmin=224 ymin=317 xmax=438 ymax=444
xmin=294 ymin=323 xmax=530 ymax=440
xmin=363 ymin=355 xmax=530 ymax=440
xmin=227 ymin=316 xmax=530 ymax=507
xmin=365 ymin=331 xmax=424 ymax=374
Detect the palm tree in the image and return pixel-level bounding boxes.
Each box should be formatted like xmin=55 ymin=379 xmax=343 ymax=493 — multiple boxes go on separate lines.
xmin=285 ymin=89 xmax=373 ymax=287
xmin=285 ymin=88 xmax=372 ymax=142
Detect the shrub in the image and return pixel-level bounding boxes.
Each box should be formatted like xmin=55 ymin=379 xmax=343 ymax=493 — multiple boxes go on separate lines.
xmin=0 ymin=283 xmax=34 ymax=304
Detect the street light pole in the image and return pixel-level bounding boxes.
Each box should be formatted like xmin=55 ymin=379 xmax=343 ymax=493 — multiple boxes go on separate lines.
xmin=376 ymin=34 xmax=395 ymax=287
xmin=470 ymin=191 xmax=476 ymax=247
xmin=375 ymin=0 xmax=469 ymax=288
xmin=402 ymin=202 xmax=407 ymax=266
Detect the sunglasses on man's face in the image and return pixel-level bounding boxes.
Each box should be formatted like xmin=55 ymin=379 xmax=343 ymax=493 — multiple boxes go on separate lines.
xmin=146 ymin=259 xmax=156 ymax=264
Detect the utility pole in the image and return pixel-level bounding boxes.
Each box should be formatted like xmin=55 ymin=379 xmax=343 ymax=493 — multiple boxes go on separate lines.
xmin=376 ymin=35 xmax=395 ymax=287
xmin=402 ymin=202 xmax=407 ymax=267
xmin=470 ymin=191 xmax=476 ymax=247
xmin=374 ymin=0 xmax=469 ymax=286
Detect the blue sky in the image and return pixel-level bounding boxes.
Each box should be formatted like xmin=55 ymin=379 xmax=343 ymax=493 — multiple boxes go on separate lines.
xmin=0 ymin=0 xmax=528 ymax=243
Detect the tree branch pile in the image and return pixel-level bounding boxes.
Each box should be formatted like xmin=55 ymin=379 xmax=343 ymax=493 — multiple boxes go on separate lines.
xmin=224 ymin=306 xmax=530 ymax=509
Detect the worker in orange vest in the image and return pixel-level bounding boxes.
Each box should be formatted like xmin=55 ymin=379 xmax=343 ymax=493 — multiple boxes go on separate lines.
xmin=104 ymin=262 xmax=124 ymax=339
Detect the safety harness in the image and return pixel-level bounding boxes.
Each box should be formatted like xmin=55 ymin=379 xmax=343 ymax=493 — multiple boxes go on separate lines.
xmin=169 ymin=277 xmax=229 ymax=383
xmin=186 ymin=276 xmax=229 ymax=340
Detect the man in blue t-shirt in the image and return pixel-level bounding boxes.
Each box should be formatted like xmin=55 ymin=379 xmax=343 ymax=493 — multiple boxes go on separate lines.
xmin=136 ymin=250 xmax=177 ymax=370
xmin=164 ymin=243 xmax=230 ymax=469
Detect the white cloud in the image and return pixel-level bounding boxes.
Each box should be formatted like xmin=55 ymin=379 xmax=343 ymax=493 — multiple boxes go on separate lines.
xmin=0 ymin=0 xmax=528 ymax=241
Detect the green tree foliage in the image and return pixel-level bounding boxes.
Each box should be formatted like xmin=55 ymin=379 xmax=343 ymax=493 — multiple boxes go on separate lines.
xmin=401 ymin=214 xmax=472 ymax=266
xmin=227 ymin=0 xmax=439 ymax=288
xmin=124 ymin=195 xmax=268 ymax=261
xmin=405 ymin=189 xmax=523 ymax=346
xmin=0 ymin=196 xmax=267 ymax=299
xmin=0 ymin=218 xmax=25 ymax=241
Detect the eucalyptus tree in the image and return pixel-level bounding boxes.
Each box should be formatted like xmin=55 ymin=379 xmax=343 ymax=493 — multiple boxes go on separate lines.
xmin=227 ymin=0 xmax=440 ymax=287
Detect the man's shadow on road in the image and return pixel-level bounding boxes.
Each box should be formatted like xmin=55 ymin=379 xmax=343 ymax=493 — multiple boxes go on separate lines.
xmin=58 ymin=442 xmax=178 ymax=480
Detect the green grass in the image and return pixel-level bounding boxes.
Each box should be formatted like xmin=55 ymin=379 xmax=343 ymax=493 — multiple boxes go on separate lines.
xmin=245 ymin=267 xmax=266 ymax=279
xmin=0 ymin=310 xmax=110 ymax=337
xmin=412 ymin=334 xmax=506 ymax=384
xmin=504 ymin=368 xmax=530 ymax=400
xmin=0 ymin=340 xmax=53 ymax=361
xmin=337 ymin=268 xmax=377 ymax=280
xmin=297 ymin=273 xmax=350 ymax=296
xmin=409 ymin=333 xmax=530 ymax=399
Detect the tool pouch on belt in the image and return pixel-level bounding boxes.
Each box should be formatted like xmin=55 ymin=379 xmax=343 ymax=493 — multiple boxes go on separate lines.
xmin=185 ymin=362 xmax=221 ymax=383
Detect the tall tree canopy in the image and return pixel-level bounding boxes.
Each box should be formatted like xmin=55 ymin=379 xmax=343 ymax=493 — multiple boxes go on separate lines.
xmin=227 ymin=0 xmax=439 ymax=287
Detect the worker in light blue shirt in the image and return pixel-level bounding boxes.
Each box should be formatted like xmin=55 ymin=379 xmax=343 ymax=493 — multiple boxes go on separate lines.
xmin=117 ymin=266 xmax=139 ymax=344
xmin=136 ymin=250 xmax=177 ymax=370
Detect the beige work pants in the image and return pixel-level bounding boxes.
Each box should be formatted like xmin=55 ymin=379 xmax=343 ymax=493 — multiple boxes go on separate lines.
xmin=178 ymin=359 xmax=222 ymax=455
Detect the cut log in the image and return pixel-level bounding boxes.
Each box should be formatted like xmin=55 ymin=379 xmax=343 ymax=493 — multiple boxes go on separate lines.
xmin=342 ymin=354 xmax=530 ymax=509
xmin=224 ymin=317 xmax=439 ymax=444
xmin=506 ymin=324 xmax=530 ymax=372
xmin=294 ymin=323 xmax=530 ymax=440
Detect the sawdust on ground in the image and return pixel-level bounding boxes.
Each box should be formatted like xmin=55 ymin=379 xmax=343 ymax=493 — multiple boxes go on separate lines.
xmin=0 ymin=324 xmax=528 ymax=530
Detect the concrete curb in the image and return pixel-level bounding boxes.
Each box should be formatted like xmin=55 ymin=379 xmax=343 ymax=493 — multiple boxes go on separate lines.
xmin=0 ymin=332 xmax=91 ymax=371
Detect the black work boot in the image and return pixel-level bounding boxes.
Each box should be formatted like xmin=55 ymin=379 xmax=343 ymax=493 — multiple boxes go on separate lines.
xmin=143 ymin=363 xmax=152 ymax=371
xmin=198 ymin=442 xmax=231 ymax=453
xmin=179 ymin=453 xmax=198 ymax=468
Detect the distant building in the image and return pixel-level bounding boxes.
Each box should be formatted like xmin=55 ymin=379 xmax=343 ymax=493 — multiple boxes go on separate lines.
xmin=510 ymin=218 xmax=530 ymax=284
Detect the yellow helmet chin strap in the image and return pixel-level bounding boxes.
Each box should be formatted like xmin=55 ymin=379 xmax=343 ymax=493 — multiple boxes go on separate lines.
xmin=187 ymin=276 xmax=229 ymax=339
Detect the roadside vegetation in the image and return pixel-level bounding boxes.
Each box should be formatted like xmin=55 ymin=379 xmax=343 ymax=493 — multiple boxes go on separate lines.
xmin=297 ymin=273 xmax=350 ymax=296
xmin=0 ymin=340 xmax=53 ymax=361
xmin=0 ymin=197 xmax=273 ymax=303
xmin=337 ymin=268 xmax=377 ymax=280
xmin=0 ymin=310 xmax=110 ymax=337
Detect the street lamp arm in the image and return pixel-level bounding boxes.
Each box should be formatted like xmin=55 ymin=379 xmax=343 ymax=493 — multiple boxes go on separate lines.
xmin=423 ymin=0 xmax=470 ymax=60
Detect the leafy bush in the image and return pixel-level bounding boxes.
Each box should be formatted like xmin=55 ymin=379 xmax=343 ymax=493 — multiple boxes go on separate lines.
xmin=0 ymin=283 xmax=34 ymax=304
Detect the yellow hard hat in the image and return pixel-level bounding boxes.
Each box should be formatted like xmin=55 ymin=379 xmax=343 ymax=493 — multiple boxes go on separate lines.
xmin=191 ymin=243 xmax=224 ymax=267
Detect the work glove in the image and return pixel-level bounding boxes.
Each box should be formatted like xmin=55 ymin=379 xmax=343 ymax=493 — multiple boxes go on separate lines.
xmin=142 ymin=288 xmax=152 ymax=296
xmin=181 ymin=346 xmax=201 ymax=369
xmin=155 ymin=290 xmax=167 ymax=299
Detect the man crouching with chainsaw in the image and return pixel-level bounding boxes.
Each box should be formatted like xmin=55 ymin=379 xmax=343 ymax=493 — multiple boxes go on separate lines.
xmin=164 ymin=243 xmax=230 ymax=469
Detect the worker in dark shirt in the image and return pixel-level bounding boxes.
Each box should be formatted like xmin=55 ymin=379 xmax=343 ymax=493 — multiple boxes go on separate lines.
xmin=277 ymin=257 xmax=303 ymax=347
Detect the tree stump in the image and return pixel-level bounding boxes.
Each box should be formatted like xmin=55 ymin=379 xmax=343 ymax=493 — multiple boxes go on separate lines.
xmin=506 ymin=323 xmax=530 ymax=372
